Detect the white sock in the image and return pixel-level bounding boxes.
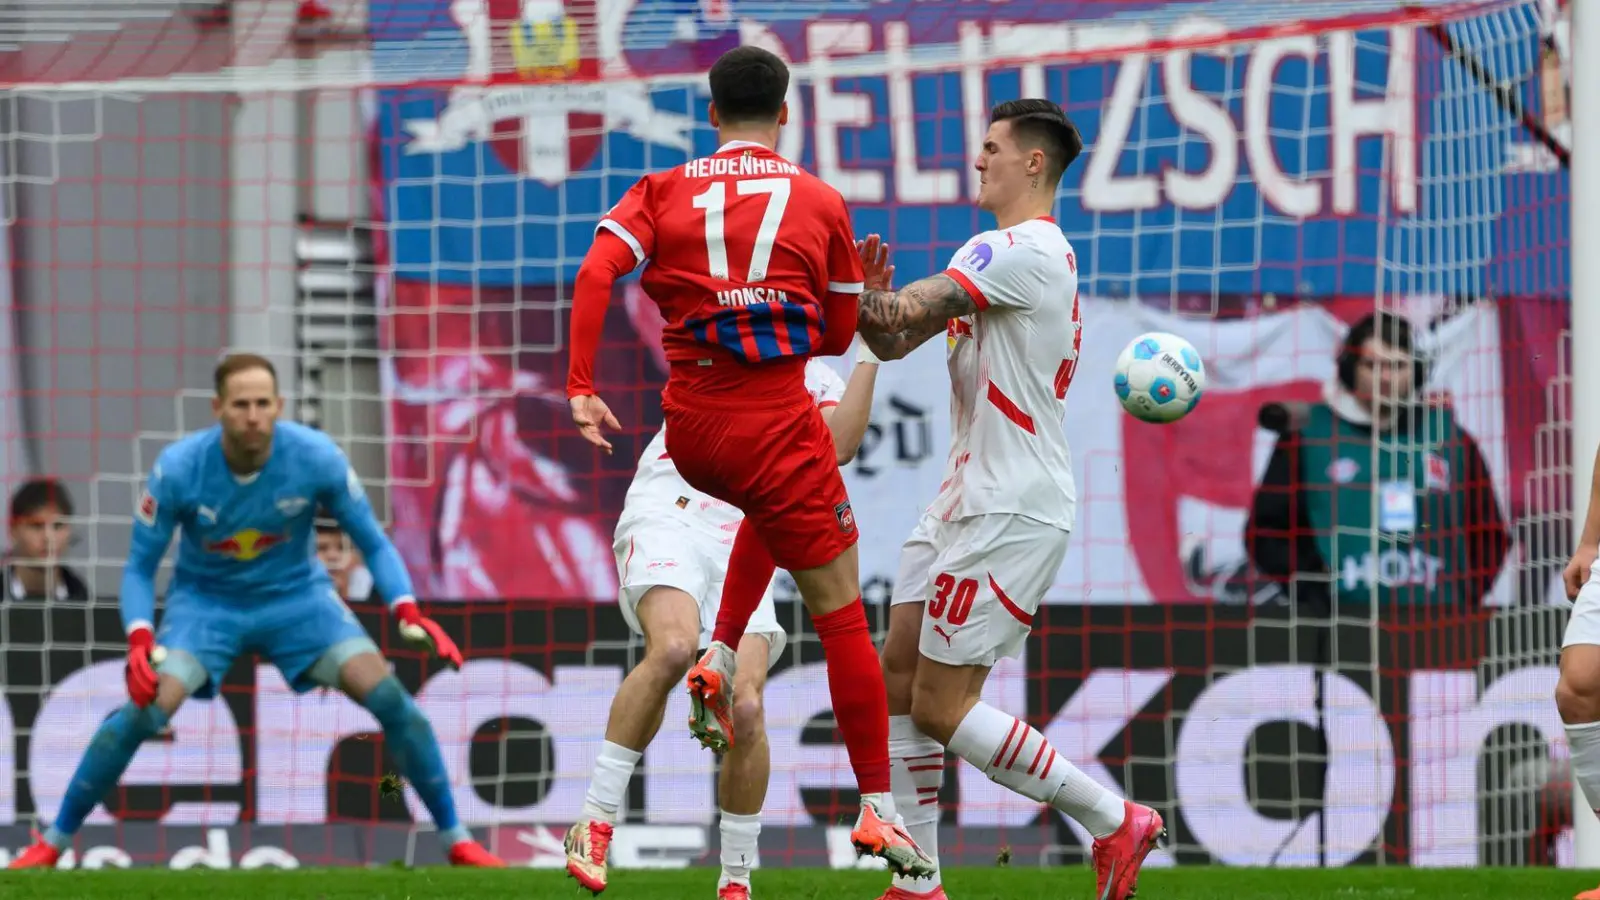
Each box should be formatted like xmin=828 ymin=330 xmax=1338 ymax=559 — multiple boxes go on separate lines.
xmin=862 ymin=790 xmax=898 ymax=821
xmin=1568 ymin=721 xmax=1600 ymax=816
xmin=888 ymin=714 xmax=944 ymax=893
xmin=580 ymin=741 xmax=642 ymax=823
xmin=718 ymin=810 xmax=761 ymax=887
xmin=947 ymin=701 xmax=1125 ymax=838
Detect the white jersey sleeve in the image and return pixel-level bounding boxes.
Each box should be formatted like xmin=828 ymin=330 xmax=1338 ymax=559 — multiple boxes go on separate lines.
xmin=805 ymin=359 xmax=847 ymax=407
xmin=942 ymin=224 xmax=1067 ymax=312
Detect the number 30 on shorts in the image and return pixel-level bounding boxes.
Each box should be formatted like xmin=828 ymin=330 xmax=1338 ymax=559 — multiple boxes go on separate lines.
xmin=929 ymin=573 xmax=978 ymax=626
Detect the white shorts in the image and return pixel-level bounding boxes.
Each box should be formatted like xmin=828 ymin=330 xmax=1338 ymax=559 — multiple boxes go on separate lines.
xmin=889 ymin=513 xmax=1069 ymax=667
xmin=1563 ymin=563 xmax=1600 ymax=648
xmin=613 ymin=518 xmax=787 ymax=666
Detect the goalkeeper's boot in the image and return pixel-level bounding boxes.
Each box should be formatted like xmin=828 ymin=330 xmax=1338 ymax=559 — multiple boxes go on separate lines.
xmin=1091 ymin=800 xmax=1165 ymax=900
xmin=1577 ymin=885 xmax=1600 ymax=900
xmin=7 ymin=835 xmax=60 ymax=869
xmin=850 ymin=798 xmax=936 ymax=879
xmin=877 ymin=888 xmax=949 ymax=900
xmin=564 ymin=819 xmax=614 ymax=895
xmin=686 ymin=641 xmax=738 ymax=753
xmin=717 ymin=882 xmax=752 ymax=900
xmin=447 ymin=839 xmax=504 ymax=867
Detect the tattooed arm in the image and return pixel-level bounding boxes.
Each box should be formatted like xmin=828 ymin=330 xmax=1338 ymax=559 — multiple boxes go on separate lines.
xmin=856 ymin=274 xmax=980 ymax=360
xmin=859 ymin=317 xmax=950 ymax=362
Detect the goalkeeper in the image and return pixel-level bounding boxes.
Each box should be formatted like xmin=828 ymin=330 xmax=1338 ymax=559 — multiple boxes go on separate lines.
xmin=8 ymin=354 xmax=503 ymax=869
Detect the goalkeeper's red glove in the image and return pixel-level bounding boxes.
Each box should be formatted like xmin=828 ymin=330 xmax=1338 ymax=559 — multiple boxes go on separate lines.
xmin=125 ymin=627 xmax=160 ymax=708
xmin=394 ymin=600 xmax=463 ymax=670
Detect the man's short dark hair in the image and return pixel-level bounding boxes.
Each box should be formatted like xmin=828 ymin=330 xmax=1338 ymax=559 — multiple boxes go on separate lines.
xmin=11 ymin=478 xmax=73 ymax=520
xmin=1338 ymin=311 xmax=1428 ymax=393
xmin=990 ymin=99 xmax=1083 ymax=183
xmin=214 ymin=352 xmax=279 ymax=398
xmin=708 ymin=46 xmax=789 ymax=125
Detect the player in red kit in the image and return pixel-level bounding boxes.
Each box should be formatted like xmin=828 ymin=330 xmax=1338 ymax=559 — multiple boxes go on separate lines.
xmin=565 ymin=46 xmax=933 ymax=879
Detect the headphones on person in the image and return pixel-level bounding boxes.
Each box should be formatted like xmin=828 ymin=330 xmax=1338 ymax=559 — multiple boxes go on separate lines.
xmin=1335 ymin=312 xmax=1429 ymax=394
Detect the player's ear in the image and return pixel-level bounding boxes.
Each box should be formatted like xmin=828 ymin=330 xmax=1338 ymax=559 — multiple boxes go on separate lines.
xmin=707 ymin=102 xmax=720 ymax=129
xmin=210 ymin=395 xmax=222 ymax=418
xmin=777 ymin=101 xmax=789 ymax=127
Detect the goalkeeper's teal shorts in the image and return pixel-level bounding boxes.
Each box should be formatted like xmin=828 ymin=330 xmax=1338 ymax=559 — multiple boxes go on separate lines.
xmin=154 ymin=583 xmax=376 ymax=699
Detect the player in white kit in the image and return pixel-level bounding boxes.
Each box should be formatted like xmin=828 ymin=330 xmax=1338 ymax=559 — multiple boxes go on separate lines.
xmin=853 ymin=99 xmax=1163 ymax=900
xmin=1557 ymin=441 xmax=1600 ymax=900
xmin=567 ymin=357 xmax=879 ymax=899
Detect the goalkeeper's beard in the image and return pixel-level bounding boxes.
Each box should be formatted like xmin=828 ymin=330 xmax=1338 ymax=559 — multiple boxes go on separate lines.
xmin=222 ymin=432 xmax=273 ymax=474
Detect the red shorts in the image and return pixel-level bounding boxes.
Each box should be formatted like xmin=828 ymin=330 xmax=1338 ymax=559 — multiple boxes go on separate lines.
xmin=661 ymin=392 xmax=858 ymax=572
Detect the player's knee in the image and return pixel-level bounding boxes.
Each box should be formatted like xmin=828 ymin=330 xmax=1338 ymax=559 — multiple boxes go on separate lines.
xmin=645 ymin=634 xmax=699 ymax=681
xmin=362 ymin=675 xmax=424 ymax=729
xmin=908 ymin=693 xmax=959 ymax=746
xmin=881 ymin=641 xmax=917 ymax=691
xmin=1558 ymin=672 xmax=1600 ymax=724
xmin=732 ymin=689 xmax=765 ymax=746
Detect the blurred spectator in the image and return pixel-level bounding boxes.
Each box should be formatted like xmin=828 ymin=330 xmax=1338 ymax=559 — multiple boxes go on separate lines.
xmin=4 ymin=478 xmax=89 ymax=601
xmin=1241 ymin=312 xmax=1511 ymax=610
xmin=315 ymin=514 xmax=373 ymax=602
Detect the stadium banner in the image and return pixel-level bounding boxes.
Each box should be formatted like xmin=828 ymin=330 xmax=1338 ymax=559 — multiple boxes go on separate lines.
xmin=368 ymin=0 xmax=1571 ymax=604
xmin=0 ymin=600 xmax=1570 ymax=868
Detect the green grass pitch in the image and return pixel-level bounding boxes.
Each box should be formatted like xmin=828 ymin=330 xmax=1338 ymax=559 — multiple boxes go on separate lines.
xmin=0 ymin=866 xmax=1591 ymax=898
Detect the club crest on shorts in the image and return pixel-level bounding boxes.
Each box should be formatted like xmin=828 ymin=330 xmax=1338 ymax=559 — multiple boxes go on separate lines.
xmin=834 ymin=500 xmax=856 ymax=535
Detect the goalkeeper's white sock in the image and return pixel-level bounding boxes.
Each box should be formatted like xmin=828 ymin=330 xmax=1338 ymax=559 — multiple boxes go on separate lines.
xmin=580 ymin=741 xmax=642 ymax=823
xmin=718 ymin=811 xmax=761 ymax=888
xmin=946 ymin=701 xmax=1125 ymax=838
xmin=1567 ymin=720 xmax=1600 ymax=818
xmin=888 ymin=714 xmax=944 ymax=893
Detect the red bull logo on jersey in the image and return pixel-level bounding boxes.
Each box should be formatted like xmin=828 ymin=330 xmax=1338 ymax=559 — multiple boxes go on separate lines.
xmin=206 ymin=529 xmax=287 ymax=562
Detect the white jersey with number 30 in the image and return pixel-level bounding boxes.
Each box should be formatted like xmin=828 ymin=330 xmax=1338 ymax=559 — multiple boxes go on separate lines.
xmin=928 ymin=216 xmax=1082 ymax=530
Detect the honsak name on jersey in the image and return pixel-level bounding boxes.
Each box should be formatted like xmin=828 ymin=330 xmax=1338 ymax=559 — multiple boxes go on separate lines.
xmin=597 ymin=142 xmax=863 ymax=365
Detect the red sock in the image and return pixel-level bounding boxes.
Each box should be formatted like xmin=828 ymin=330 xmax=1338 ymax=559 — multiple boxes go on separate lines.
xmin=812 ymin=599 xmax=891 ymax=795
xmin=711 ymin=519 xmax=777 ymax=648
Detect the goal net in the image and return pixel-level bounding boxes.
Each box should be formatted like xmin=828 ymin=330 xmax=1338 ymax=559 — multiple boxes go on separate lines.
xmin=0 ymin=0 xmax=1575 ymax=873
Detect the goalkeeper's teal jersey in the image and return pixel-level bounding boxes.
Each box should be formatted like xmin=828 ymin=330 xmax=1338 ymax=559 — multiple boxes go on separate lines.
xmin=119 ymin=421 xmax=414 ymax=632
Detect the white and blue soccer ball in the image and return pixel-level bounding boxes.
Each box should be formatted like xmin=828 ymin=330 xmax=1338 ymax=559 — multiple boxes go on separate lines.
xmin=1113 ymin=331 xmax=1206 ymax=424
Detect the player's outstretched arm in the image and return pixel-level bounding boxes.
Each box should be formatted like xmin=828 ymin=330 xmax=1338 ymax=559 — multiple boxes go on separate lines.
xmin=820 ymin=355 xmax=879 ymax=464
xmin=858 ymin=275 xmax=976 ymax=336
xmin=853 ymin=234 xmax=976 ymax=360
xmin=120 ymin=460 xmax=180 ymax=706
xmin=321 ymin=448 xmax=464 ymax=668
xmin=565 ymin=229 xmax=636 ymax=454
xmin=121 ymin=463 xmax=180 ymax=637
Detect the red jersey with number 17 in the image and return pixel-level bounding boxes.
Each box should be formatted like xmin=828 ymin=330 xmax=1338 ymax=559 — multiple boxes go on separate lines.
xmin=596 ymin=141 xmax=864 ymax=368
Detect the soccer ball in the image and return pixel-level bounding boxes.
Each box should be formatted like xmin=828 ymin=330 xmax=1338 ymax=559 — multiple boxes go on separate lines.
xmin=1113 ymin=332 xmax=1206 ymax=424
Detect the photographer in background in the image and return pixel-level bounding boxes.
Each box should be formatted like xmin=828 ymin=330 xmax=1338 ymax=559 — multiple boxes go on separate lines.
xmin=1244 ymin=312 xmax=1511 ymax=611
xmin=3 ymin=477 xmax=89 ymax=602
